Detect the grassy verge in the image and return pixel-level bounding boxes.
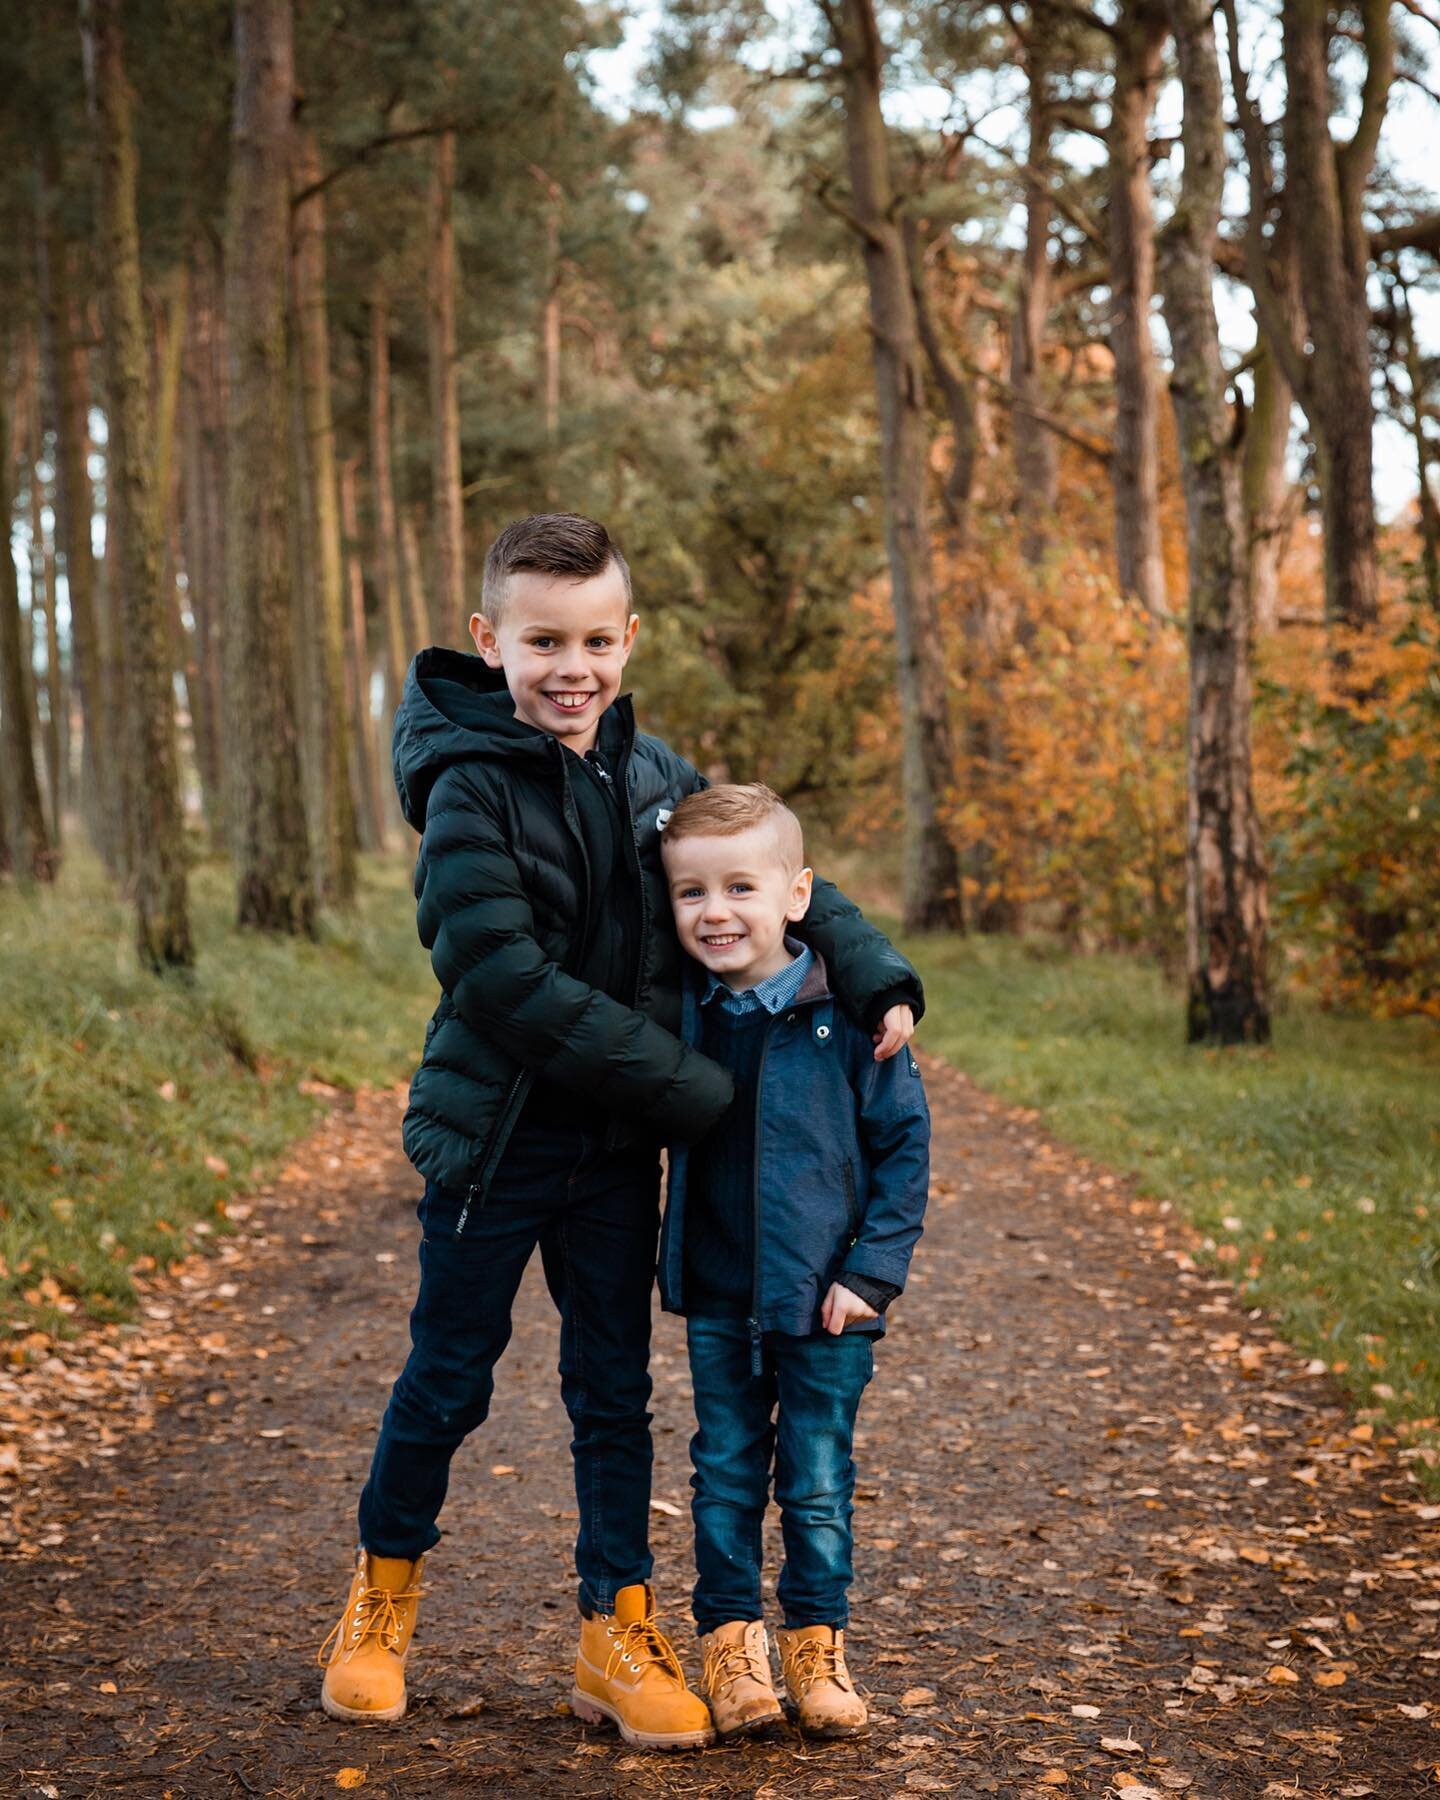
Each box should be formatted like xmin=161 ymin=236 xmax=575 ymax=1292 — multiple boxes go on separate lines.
xmin=905 ymin=932 xmax=1440 ymax=1470
xmin=1 ymin=849 xmax=432 ymax=1331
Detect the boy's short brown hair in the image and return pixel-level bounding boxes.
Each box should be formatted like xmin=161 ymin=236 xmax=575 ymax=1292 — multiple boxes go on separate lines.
xmin=661 ymin=783 xmax=806 ymax=872
xmin=480 ymin=513 xmax=632 ymax=624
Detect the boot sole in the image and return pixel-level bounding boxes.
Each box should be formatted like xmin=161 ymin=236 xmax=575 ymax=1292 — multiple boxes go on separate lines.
xmin=321 ymin=1688 xmax=407 ymax=1724
xmin=570 ymin=1686 xmax=714 ymax=1750
xmin=714 ymin=1704 xmax=785 ymax=1739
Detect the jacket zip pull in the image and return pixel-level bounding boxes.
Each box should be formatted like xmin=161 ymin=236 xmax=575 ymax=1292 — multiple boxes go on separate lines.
xmin=455 ymin=1184 xmax=482 ymax=1239
xmin=747 ymin=1315 xmax=764 ymax=1379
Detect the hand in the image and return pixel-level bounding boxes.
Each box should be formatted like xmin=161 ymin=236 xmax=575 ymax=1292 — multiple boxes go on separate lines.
xmin=821 ymin=1281 xmax=879 ymax=1336
xmin=872 ymin=1003 xmax=915 ymax=1062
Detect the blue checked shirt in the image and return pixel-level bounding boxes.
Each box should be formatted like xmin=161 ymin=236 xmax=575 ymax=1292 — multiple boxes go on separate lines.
xmin=702 ymin=942 xmax=813 ymax=1016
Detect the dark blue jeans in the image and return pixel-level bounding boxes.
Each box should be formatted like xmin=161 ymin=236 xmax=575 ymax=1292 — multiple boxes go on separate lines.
xmin=686 ymin=1315 xmax=875 ymax=1633
xmin=358 ymin=1124 xmax=661 ymax=1614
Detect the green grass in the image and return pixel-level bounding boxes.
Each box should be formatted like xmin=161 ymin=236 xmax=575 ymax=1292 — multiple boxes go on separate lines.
xmin=905 ymin=933 xmax=1440 ymax=1470
xmin=0 ymin=849 xmax=432 ymax=1331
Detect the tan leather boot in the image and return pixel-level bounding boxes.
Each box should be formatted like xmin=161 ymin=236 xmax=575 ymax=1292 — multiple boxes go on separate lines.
xmin=776 ymin=1625 xmax=868 ymax=1737
xmin=699 ymin=1619 xmax=784 ymax=1737
xmin=572 ymin=1583 xmax=714 ymax=1750
xmin=318 ymin=1548 xmax=425 ymax=1722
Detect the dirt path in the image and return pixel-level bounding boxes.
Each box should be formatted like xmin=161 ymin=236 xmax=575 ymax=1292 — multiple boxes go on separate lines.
xmin=4 ymin=1058 xmax=1439 ymax=1798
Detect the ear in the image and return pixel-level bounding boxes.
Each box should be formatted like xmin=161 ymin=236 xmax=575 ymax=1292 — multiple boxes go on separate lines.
xmin=618 ymin=613 xmax=640 ymax=662
xmin=786 ymin=866 xmax=814 ymax=921
xmin=470 ymin=612 xmax=502 ymax=667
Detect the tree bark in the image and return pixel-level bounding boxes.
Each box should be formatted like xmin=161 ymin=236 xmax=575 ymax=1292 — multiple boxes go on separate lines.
xmin=905 ymin=220 xmax=979 ymax=551
xmin=83 ymin=0 xmax=191 ymax=966
xmin=829 ymin=0 xmax=964 ymax=932
xmin=340 ymin=456 xmax=387 ymax=851
xmin=291 ymin=125 xmax=357 ymax=903
xmin=369 ymin=283 xmax=409 ymax=717
xmin=1107 ymin=0 xmax=1169 ymax=617
xmin=400 ymin=504 xmax=432 ymax=653
xmin=26 ymin=366 xmax=64 ymax=840
xmin=36 ymin=142 xmax=111 ymax=850
xmin=179 ymin=240 xmax=227 ymax=835
xmin=429 ymin=130 xmax=466 ymax=636
xmin=1281 ymin=0 xmax=1390 ymax=630
xmin=223 ymin=0 xmax=314 ymax=935
xmin=0 ymin=345 xmax=56 ymax=884
xmin=1010 ymin=5 xmax=1058 ymax=566
xmin=1395 ymin=282 xmax=1440 ymax=610
xmin=1158 ymin=0 xmax=1270 ymax=1044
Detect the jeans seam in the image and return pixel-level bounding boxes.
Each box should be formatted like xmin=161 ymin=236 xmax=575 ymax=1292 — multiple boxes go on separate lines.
xmin=557 ymin=1212 xmax=608 ymax=1604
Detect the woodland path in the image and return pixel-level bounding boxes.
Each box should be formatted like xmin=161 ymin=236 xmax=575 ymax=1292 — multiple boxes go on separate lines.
xmin=3 ymin=1058 xmax=1439 ymax=1798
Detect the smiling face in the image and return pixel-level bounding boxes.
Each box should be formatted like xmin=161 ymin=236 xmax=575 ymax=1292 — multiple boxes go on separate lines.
xmin=662 ymin=822 xmax=814 ymax=991
xmin=470 ymin=563 xmax=639 ymax=755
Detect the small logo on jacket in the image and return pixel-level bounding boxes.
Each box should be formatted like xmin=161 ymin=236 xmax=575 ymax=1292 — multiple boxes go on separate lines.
xmin=656 ymin=809 xmax=673 ymax=832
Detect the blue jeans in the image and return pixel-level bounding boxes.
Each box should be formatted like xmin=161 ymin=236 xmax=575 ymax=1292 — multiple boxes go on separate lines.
xmin=686 ymin=1315 xmax=875 ymax=1633
xmin=358 ymin=1124 xmax=661 ymax=1614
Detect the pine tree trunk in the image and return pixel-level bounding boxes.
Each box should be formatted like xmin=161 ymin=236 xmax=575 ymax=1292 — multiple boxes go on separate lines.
xmin=291 ymin=126 xmax=357 ymax=902
xmin=36 ymin=143 xmax=111 ymax=851
xmin=429 ymin=130 xmax=466 ymax=637
xmin=831 ymin=0 xmax=963 ymax=933
xmin=1159 ymin=0 xmax=1270 ymax=1044
xmin=1281 ymin=0 xmax=1389 ymax=630
xmin=340 ymin=456 xmax=386 ymax=851
xmin=83 ymin=0 xmax=190 ymax=964
xmin=1107 ymin=0 xmax=1169 ymax=618
xmin=179 ymin=243 xmax=226 ymax=836
xmin=26 ymin=371 xmax=64 ymax=840
xmin=1010 ymin=8 xmax=1058 ymax=567
xmin=400 ymin=504 xmax=432 ymax=652
xmin=369 ymin=283 xmax=409 ymax=716
xmin=224 ymin=0 xmax=314 ymax=935
xmin=0 ymin=348 xmax=56 ymax=884
xmin=1242 ymin=336 xmax=1295 ymax=636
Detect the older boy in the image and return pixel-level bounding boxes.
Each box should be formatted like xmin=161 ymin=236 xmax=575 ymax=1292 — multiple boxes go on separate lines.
xmin=317 ymin=514 xmax=923 ymax=1748
xmin=658 ymin=784 xmax=930 ymax=1740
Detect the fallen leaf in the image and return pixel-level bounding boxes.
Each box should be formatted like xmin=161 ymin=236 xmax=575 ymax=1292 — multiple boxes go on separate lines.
xmin=490 ymin=1464 xmax=515 ymax=1476
xmin=1101 ymin=1735 xmax=1143 ymax=1754
xmin=258 ymin=1428 xmax=285 ymax=1439
xmin=901 ymin=1686 xmax=937 ymax=1708
xmin=447 ymin=1694 xmax=485 ymax=1718
xmin=1071 ymin=1703 xmax=1100 ymax=1718
xmin=334 ymin=1772 xmax=366 ymax=1791
xmin=649 ymin=1499 xmax=681 ymax=1516
xmin=1265 ymin=1664 xmax=1300 ymax=1684
xmin=1314 ymin=1667 xmax=1347 ymax=1687
xmin=1037 ymin=1772 xmax=1068 ymax=1787
xmin=1400 ymin=1704 xmax=1431 ymax=1720
xmin=98 ymin=1680 xmax=118 ymax=1694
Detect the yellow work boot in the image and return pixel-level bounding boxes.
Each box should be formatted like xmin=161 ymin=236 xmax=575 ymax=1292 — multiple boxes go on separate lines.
xmin=318 ymin=1548 xmax=425 ymax=1723
xmin=776 ymin=1625 xmax=868 ymax=1737
xmin=699 ymin=1619 xmax=783 ymax=1738
xmin=572 ymin=1583 xmax=715 ymax=1750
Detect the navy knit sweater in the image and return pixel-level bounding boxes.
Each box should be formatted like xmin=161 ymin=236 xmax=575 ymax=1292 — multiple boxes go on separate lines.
xmin=681 ymin=1004 xmax=770 ymax=1316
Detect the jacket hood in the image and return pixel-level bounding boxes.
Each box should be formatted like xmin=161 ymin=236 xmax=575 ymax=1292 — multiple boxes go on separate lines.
xmin=392 ymin=646 xmax=634 ymax=828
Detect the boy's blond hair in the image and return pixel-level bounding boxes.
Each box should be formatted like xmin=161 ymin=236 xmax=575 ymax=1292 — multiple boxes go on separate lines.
xmin=661 ymin=784 xmax=805 ymax=873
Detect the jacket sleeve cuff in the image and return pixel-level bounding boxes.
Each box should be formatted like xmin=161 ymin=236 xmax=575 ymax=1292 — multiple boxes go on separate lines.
xmin=838 ymin=1272 xmax=901 ymax=1314
xmin=863 ymin=983 xmax=922 ymax=1034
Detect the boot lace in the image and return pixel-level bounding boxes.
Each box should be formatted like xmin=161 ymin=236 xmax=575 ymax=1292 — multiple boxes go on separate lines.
xmin=703 ymin=1635 xmax=766 ymax=1697
xmin=601 ymin=1613 xmax=689 ymax=1688
xmin=788 ymin=1635 xmax=846 ymax=1695
xmin=317 ymin=1577 xmax=424 ymax=1667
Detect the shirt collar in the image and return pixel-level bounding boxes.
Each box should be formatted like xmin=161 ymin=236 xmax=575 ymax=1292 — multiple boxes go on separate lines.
xmin=702 ymin=939 xmax=813 ymax=1015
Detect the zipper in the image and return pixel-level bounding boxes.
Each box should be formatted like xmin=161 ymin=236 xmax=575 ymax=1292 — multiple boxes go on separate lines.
xmin=842 ymin=1161 xmax=861 ymax=1244
xmin=746 ymin=1012 xmax=779 ymax=1378
xmin=456 ymin=1068 xmax=529 ymax=1236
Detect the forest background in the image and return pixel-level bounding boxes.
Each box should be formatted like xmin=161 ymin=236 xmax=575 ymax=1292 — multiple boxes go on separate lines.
xmin=1 ymin=0 xmax=1438 ymax=1472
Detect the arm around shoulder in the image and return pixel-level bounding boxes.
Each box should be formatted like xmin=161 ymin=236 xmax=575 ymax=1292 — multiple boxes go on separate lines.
xmin=797 ymin=875 xmax=925 ymax=1030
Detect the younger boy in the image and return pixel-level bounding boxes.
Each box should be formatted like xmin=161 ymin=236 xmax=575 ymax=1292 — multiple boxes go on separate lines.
xmin=658 ymin=783 xmax=930 ymax=1740
xmin=317 ymin=515 xmax=923 ymax=1747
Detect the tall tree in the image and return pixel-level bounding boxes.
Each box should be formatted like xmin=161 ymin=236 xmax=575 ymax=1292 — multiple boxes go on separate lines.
xmin=82 ymin=0 xmax=191 ymax=966
xmin=224 ymin=0 xmax=314 ymax=934
xmin=25 ymin=367 xmax=64 ymax=836
xmin=1277 ymin=0 xmax=1392 ymax=629
xmin=1158 ymin=0 xmax=1269 ymax=1042
xmin=291 ymin=124 xmax=357 ymax=901
xmin=368 ymin=280 xmax=409 ymax=723
xmin=36 ymin=142 xmax=112 ymax=850
xmin=1106 ymin=0 xmax=1169 ymax=617
xmin=0 ymin=339 xmax=56 ymax=884
xmin=429 ymin=129 xmax=465 ymax=636
xmin=339 ymin=454 xmax=386 ymax=849
xmin=1009 ymin=1 xmax=1059 ymax=566
xmin=823 ymin=0 xmax=964 ymax=931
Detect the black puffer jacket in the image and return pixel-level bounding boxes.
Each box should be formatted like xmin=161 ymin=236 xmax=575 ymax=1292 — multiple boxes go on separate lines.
xmin=394 ymin=648 xmax=924 ymax=1200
